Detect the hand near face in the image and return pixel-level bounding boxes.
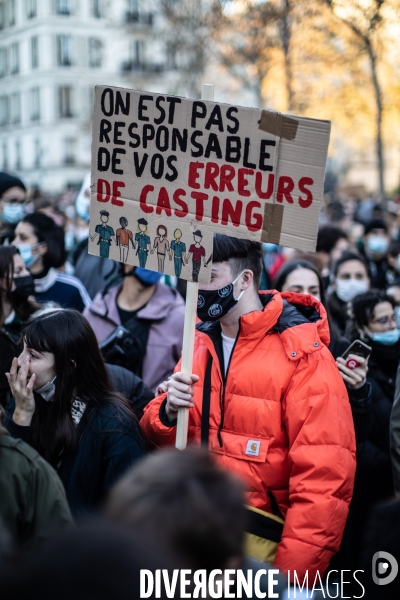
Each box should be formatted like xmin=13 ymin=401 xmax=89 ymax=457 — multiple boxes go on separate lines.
xmin=6 ymin=357 xmax=36 ymax=426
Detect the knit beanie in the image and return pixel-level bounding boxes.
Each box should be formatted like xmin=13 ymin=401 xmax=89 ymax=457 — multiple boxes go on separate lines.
xmin=0 ymin=171 xmax=26 ymax=198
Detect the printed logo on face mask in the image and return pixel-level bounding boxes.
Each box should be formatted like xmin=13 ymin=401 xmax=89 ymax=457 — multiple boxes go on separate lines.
xmin=208 ymin=304 xmax=223 ymax=318
xmin=218 ymin=285 xmax=233 ymax=298
xmin=197 ymin=295 xmax=205 ymax=309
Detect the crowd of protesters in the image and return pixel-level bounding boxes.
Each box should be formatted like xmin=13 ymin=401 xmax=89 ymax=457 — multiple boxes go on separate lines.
xmin=1 ymin=169 xmax=400 ymax=598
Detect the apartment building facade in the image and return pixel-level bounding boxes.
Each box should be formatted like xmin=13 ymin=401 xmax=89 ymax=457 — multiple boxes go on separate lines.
xmin=0 ymin=0 xmax=171 ymax=191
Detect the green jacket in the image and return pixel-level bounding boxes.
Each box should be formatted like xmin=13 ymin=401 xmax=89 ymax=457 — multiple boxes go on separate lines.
xmin=0 ymin=425 xmax=73 ymax=551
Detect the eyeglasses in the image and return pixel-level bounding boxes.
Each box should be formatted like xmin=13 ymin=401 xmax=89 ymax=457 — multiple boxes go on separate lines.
xmin=371 ymin=314 xmax=397 ymax=326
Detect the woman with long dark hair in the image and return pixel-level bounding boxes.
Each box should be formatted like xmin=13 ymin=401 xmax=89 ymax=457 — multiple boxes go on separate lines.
xmin=4 ymin=309 xmax=144 ymax=516
xmin=12 ymin=213 xmax=91 ymax=311
xmin=0 ymin=246 xmax=37 ymax=406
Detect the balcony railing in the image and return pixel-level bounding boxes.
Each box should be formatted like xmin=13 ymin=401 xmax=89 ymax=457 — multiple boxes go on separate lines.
xmin=125 ymin=12 xmax=153 ymax=26
xmin=121 ymin=60 xmax=164 ymax=74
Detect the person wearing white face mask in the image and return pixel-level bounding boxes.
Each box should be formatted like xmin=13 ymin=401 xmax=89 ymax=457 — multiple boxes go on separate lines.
xmin=362 ymin=219 xmax=390 ymax=290
xmin=346 ymin=289 xmax=399 ymax=567
xmin=327 ymin=250 xmax=371 ymax=335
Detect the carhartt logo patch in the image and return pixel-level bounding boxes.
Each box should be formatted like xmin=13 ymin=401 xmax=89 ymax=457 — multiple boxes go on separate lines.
xmin=245 ymin=440 xmax=260 ymax=456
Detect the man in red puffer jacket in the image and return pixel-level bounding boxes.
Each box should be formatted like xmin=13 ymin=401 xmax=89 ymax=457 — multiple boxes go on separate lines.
xmin=140 ymin=234 xmax=356 ymax=582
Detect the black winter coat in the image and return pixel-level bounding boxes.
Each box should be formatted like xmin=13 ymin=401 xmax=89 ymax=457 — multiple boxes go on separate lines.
xmin=106 ymin=363 xmax=154 ymax=419
xmin=351 ymin=340 xmax=400 ymax=562
xmin=4 ymin=402 xmax=145 ymax=518
xmin=355 ymin=352 xmax=396 ymax=503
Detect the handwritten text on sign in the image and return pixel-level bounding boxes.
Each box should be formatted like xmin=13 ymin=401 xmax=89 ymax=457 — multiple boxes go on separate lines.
xmin=90 ymin=86 xmax=331 ymax=280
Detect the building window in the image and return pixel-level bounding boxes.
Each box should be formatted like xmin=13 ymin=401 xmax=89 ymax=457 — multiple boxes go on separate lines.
xmin=9 ymin=42 xmax=19 ymax=74
xmin=64 ymin=137 xmax=76 ymax=164
xmin=57 ymin=35 xmax=72 ymax=66
xmin=0 ymin=47 xmax=7 ymax=77
xmin=0 ymin=95 xmax=9 ymax=126
xmin=31 ymin=36 xmax=39 ymax=69
xmin=56 ymin=0 xmax=71 ymax=16
xmin=127 ymin=0 xmax=138 ymax=17
xmin=88 ymin=86 xmax=94 ymax=112
xmin=0 ymin=2 xmax=5 ymax=30
xmin=8 ymin=0 xmax=16 ymax=26
xmin=92 ymin=0 xmax=102 ymax=18
xmin=10 ymin=91 xmax=20 ymax=124
xmin=88 ymin=38 xmax=102 ymax=68
xmin=26 ymin=0 xmax=36 ymax=18
xmin=2 ymin=141 xmax=8 ymax=168
xmin=130 ymin=39 xmax=144 ymax=68
xmin=30 ymin=87 xmax=40 ymax=121
xmin=34 ymin=138 xmax=41 ymax=167
xmin=58 ymin=86 xmax=73 ymax=117
xmin=15 ymin=139 xmax=21 ymax=169
xmin=126 ymin=0 xmax=152 ymax=25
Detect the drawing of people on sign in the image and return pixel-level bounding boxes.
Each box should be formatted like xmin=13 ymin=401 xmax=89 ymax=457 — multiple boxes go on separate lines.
xmin=90 ymin=210 xmax=115 ymax=259
xmin=186 ymin=230 xmax=207 ymax=283
xmin=135 ymin=218 xmax=151 ymax=269
xmin=169 ymin=229 xmax=187 ymax=278
xmin=150 ymin=224 xmax=170 ymax=273
xmin=116 ymin=216 xmax=134 ymax=263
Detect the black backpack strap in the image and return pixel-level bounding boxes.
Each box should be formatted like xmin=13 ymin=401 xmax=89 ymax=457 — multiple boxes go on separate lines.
xmin=201 ymin=356 xmax=213 ymax=447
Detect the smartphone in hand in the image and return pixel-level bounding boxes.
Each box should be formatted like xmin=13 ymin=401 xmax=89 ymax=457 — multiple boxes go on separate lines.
xmin=341 ymin=340 xmax=372 ymax=369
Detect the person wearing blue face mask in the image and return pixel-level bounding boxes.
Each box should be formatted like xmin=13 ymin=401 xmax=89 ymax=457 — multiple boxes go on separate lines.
xmin=346 ymin=289 xmax=400 ymax=566
xmin=361 ymin=219 xmax=390 ymax=289
xmin=12 ymin=213 xmax=91 ymax=313
xmin=84 ymin=264 xmax=185 ymax=393
xmin=0 ymin=171 xmax=27 ymax=241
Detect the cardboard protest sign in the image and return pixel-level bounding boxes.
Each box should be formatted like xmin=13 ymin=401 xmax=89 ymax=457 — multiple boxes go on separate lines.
xmin=89 ymin=86 xmax=331 ymax=282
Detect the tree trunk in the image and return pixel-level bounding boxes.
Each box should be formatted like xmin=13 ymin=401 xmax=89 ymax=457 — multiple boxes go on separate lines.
xmin=366 ymin=39 xmax=385 ymax=204
xmin=280 ymin=0 xmax=294 ymax=111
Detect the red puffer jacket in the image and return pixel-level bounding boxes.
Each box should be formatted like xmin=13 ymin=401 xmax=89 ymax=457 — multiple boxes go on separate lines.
xmin=140 ymin=291 xmax=356 ymax=580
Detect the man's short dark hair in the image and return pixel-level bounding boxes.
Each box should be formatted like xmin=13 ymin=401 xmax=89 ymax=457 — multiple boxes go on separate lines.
xmin=332 ymin=250 xmax=370 ymax=279
xmin=212 ymin=234 xmax=263 ymax=288
xmin=316 ymin=226 xmax=348 ymax=254
xmin=104 ymin=447 xmax=247 ymax=572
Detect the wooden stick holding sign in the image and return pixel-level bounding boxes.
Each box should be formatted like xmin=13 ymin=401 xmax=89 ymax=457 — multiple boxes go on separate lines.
xmin=175 ymin=84 xmax=215 ymax=451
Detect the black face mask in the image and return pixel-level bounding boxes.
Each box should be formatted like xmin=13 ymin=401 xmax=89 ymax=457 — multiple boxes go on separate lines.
xmin=196 ymin=272 xmax=245 ymax=322
xmin=11 ymin=275 xmax=35 ymax=304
